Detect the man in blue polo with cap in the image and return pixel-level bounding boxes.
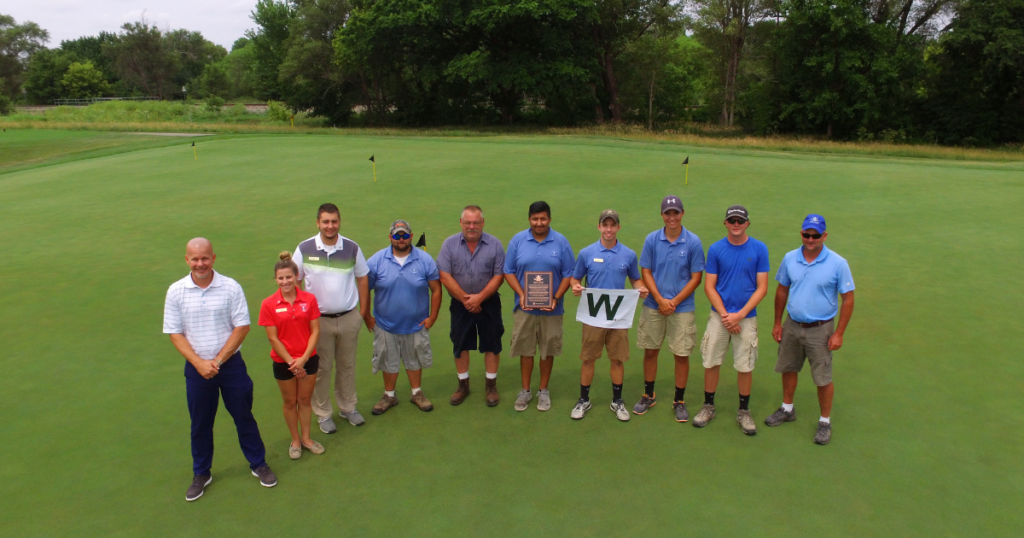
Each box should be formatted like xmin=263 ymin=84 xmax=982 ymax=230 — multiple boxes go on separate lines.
xmin=765 ymin=214 xmax=855 ymax=445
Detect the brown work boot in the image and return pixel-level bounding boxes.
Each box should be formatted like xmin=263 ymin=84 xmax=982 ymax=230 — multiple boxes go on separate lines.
xmin=410 ymin=391 xmax=434 ymax=412
xmin=371 ymin=393 xmax=399 ymax=415
xmin=485 ymin=378 xmax=499 ymax=407
xmin=450 ymin=378 xmax=470 ymax=406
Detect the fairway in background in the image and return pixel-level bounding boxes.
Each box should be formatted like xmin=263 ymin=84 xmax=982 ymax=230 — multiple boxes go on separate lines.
xmin=0 ymin=131 xmax=1021 ymax=536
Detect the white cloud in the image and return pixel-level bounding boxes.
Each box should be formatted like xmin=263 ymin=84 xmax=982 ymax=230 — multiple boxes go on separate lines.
xmin=5 ymin=1 xmax=260 ymax=48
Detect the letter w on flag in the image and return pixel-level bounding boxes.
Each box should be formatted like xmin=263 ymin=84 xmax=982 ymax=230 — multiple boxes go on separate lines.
xmin=575 ymin=288 xmax=641 ymax=329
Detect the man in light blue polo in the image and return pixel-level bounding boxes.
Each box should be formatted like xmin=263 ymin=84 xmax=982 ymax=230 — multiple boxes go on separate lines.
xmin=503 ymin=201 xmax=576 ymax=412
xmin=635 ymin=195 xmax=705 ymax=422
xmin=765 ymin=214 xmax=855 ymax=445
xmin=569 ymin=209 xmax=648 ymax=421
xmin=365 ymin=220 xmax=442 ymax=415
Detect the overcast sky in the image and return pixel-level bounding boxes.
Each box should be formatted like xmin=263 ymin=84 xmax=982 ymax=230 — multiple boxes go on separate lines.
xmin=6 ymin=1 xmax=260 ymax=50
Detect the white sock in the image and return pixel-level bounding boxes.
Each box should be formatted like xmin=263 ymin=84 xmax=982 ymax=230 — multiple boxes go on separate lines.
xmin=411 ymin=387 xmax=422 ymax=395
xmin=385 ymin=390 xmax=395 ymax=398
xmin=819 ymin=416 xmax=830 ymax=424
xmin=782 ymin=403 xmax=794 ymax=412
xmin=485 ymin=371 xmax=497 ymax=380
xmin=457 ymin=371 xmax=470 ymax=380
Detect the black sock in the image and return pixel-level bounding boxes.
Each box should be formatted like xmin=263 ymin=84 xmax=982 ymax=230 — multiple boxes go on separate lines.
xmin=675 ymin=386 xmax=686 ymax=402
xmin=612 ymin=383 xmax=623 ymax=402
xmin=644 ymin=381 xmax=655 ymax=397
xmin=580 ymin=384 xmax=591 ymax=401
xmin=705 ymin=391 xmax=715 ymax=405
xmin=739 ymin=394 xmax=750 ymax=410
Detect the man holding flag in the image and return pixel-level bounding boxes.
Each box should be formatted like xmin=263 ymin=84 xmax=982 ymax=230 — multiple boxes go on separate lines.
xmin=569 ymin=210 xmax=647 ymax=421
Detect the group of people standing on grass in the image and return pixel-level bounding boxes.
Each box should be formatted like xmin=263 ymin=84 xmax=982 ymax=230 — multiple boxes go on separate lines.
xmin=164 ymin=197 xmax=855 ymax=502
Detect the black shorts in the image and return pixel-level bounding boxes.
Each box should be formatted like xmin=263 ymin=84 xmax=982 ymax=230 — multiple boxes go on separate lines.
xmin=272 ymin=354 xmax=320 ymax=381
xmin=450 ymin=294 xmax=504 ymax=357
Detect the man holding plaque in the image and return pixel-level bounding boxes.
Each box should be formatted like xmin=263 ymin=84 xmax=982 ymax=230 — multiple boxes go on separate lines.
xmin=503 ymin=201 xmax=576 ymax=412
xmin=635 ymin=195 xmax=705 ymax=422
xmin=569 ymin=210 xmax=648 ymax=421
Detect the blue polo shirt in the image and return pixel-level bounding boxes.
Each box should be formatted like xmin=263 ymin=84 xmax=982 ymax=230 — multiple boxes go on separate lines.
xmin=640 ymin=227 xmax=705 ymax=313
xmin=503 ymin=229 xmax=576 ymax=316
xmin=775 ymin=245 xmax=855 ymax=323
xmin=706 ymin=236 xmax=770 ymax=318
xmin=573 ymin=240 xmax=641 ymax=290
xmin=366 ymin=246 xmax=440 ymax=334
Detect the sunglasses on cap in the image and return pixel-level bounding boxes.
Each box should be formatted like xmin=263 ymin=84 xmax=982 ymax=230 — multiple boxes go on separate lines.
xmin=801 ymin=232 xmax=823 ymax=239
xmin=727 ymin=218 xmax=747 ymax=225
xmin=391 ymin=233 xmax=411 ymax=240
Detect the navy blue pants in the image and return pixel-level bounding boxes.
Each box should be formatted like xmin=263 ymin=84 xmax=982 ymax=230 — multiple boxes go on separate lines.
xmin=184 ymin=352 xmax=267 ymax=476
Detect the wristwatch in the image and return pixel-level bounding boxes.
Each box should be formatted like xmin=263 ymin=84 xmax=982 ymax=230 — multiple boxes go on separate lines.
xmin=216 ymin=359 xmax=224 ymax=367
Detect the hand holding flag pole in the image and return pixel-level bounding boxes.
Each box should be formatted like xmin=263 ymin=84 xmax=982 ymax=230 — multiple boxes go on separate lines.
xmin=682 ymin=156 xmax=689 ymax=185
xmin=369 ymin=155 xmax=377 ymax=182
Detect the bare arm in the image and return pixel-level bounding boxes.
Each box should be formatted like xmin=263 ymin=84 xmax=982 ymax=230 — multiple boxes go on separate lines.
xmin=772 ymin=284 xmax=790 ymax=343
xmin=668 ymin=272 xmax=703 ymax=309
xmin=720 ymin=272 xmax=769 ymax=333
xmin=421 ymin=280 xmax=443 ymax=329
xmin=215 ymin=326 xmax=249 ymax=364
xmin=264 ymin=325 xmax=294 ymax=363
xmin=570 ymin=277 xmax=583 ymax=296
xmin=541 ymin=277 xmax=572 ymax=312
xmin=629 ymin=278 xmax=649 ymax=299
xmin=170 ymin=333 xmax=219 ymax=379
xmin=357 ymin=275 xmax=370 ymax=319
xmin=641 ymin=268 xmax=674 ymax=315
xmin=828 ymin=291 xmax=855 ymax=351
xmin=439 ymin=271 xmax=468 ymax=302
xmin=704 ymin=273 xmax=727 ymax=316
xmin=462 ymin=274 xmax=504 ymax=313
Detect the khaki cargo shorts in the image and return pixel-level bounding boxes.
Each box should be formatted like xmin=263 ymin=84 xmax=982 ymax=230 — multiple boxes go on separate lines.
xmin=636 ymin=307 xmax=696 ymax=357
xmin=371 ymin=326 xmax=433 ymax=374
xmin=509 ymin=309 xmax=563 ymax=358
xmin=774 ymin=317 xmax=834 ymax=386
xmin=700 ymin=311 xmax=758 ymax=372
xmin=580 ymin=324 xmax=630 ymax=363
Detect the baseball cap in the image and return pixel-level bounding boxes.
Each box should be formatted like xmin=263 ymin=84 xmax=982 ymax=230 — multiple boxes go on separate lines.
xmin=661 ymin=195 xmax=683 ymax=214
xmin=598 ymin=209 xmax=620 ymax=225
xmin=390 ymin=219 xmax=412 ymax=235
xmin=725 ymin=205 xmax=749 ymax=220
xmin=802 ymin=214 xmax=826 ymax=234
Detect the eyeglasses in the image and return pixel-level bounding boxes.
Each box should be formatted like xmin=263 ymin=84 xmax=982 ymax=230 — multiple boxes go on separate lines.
xmin=727 ymin=218 xmax=747 ymax=225
xmin=801 ymin=232 xmax=822 ymax=239
xmin=391 ymin=233 xmax=411 ymax=240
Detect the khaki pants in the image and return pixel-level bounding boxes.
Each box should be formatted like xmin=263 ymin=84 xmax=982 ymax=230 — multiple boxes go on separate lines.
xmin=312 ymin=310 xmax=362 ymax=418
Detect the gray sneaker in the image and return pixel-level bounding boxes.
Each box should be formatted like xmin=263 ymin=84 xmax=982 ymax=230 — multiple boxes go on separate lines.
xmin=514 ymin=389 xmax=532 ymax=412
xmin=570 ymin=398 xmax=591 ymax=419
xmin=318 ymin=416 xmax=338 ymax=434
xmin=737 ymin=409 xmax=757 ymax=435
xmin=632 ymin=393 xmax=657 ymax=415
xmin=340 ymin=410 xmax=366 ymax=427
xmin=185 ymin=474 xmax=211 ymax=502
xmin=610 ymin=400 xmax=630 ymax=422
xmin=537 ymin=389 xmax=552 ymax=411
xmin=764 ymin=406 xmax=796 ymax=426
xmin=814 ymin=421 xmax=832 ymax=445
xmin=251 ymin=464 xmax=277 ymax=487
xmin=674 ymin=401 xmax=689 ymax=423
xmin=692 ymin=403 xmax=715 ymax=427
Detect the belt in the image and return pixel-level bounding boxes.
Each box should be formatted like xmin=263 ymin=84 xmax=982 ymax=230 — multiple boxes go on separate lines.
xmin=322 ymin=308 xmax=355 ymax=318
xmin=794 ymin=318 xmax=833 ymax=328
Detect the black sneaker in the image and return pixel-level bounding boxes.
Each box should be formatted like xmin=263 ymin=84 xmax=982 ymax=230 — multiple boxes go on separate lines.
xmin=186 ymin=474 xmax=211 ymax=501
xmin=251 ymin=464 xmax=278 ymax=487
xmin=764 ymin=406 xmax=796 ymax=426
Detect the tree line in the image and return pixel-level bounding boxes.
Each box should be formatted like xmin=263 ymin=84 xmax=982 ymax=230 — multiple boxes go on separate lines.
xmin=1 ymin=0 xmax=1021 ymax=145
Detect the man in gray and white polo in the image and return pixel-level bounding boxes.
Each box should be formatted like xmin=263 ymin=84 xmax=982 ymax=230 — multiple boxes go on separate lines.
xmin=293 ymin=203 xmax=370 ymax=432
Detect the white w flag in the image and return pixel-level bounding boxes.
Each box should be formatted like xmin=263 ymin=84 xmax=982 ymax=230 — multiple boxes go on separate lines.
xmin=575 ymin=288 xmax=641 ymax=329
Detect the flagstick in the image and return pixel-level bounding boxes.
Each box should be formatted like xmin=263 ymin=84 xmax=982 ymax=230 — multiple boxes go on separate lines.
xmin=685 ymin=163 xmax=688 ymax=185
xmin=372 ymin=161 xmax=377 ymax=183
xmin=193 ymin=142 xmax=197 ymax=161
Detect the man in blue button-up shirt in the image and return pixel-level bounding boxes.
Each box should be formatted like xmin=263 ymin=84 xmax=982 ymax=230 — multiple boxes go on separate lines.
xmin=765 ymin=214 xmax=855 ymax=446
xmin=503 ymin=201 xmax=575 ymax=413
xmin=365 ymin=220 xmax=442 ymax=415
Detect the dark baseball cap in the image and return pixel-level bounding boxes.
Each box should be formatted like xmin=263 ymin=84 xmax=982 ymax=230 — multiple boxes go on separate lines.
xmin=725 ymin=205 xmax=749 ymax=220
xmin=661 ymin=195 xmax=683 ymax=214
xmin=802 ymin=214 xmax=826 ymax=233
xmin=599 ymin=209 xmax=620 ymax=225
xmin=390 ymin=219 xmax=411 ymax=235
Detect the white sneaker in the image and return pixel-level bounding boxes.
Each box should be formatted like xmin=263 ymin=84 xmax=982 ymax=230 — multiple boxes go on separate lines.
xmin=537 ymin=389 xmax=552 ymax=411
xmin=514 ymin=389 xmax=532 ymax=412
xmin=570 ymin=398 xmax=592 ymax=419
xmin=610 ymin=400 xmax=630 ymax=422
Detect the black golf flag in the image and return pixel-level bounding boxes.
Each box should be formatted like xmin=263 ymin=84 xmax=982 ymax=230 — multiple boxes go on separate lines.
xmin=416 ymin=233 xmax=426 ymax=248
xmin=369 ymin=155 xmax=375 ymax=162
xmin=682 ymin=156 xmax=688 ymax=165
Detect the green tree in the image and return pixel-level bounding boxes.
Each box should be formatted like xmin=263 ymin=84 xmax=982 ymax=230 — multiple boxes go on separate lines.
xmin=279 ymin=0 xmax=354 ymax=124
xmin=61 ymin=61 xmax=111 ymax=98
xmin=0 ymin=14 xmax=50 ymax=98
xmin=165 ymin=29 xmax=226 ymax=98
xmin=60 ymin=33 xmax=118 ymax=84
xmin=246 ymin=0 xmax=295 ymax=100
xmin=618 ymin=32 xmax=707 ymax=128
xmin=22 ymin=48 xmax=77 ymax=103
xmin=104 ymin=20 xmax=178 ymax=98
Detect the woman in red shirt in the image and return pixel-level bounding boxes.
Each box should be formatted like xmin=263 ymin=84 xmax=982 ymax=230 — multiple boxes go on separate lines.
xmin=259 ymin=252 xmax=325 ymax=460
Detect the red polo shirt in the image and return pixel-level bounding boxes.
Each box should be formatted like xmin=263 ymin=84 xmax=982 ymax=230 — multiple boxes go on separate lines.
xmin=258 ymin=288 xmax=321 ymax=363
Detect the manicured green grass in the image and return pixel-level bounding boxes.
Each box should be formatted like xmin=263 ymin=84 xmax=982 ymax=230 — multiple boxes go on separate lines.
xmin=1 ymin=130 xmax=1021 ymax=536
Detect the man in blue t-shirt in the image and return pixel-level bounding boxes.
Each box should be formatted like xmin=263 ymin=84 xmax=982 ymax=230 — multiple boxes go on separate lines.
xmin=635 ymin=195 xmax=706 ymax=423
xmin=568 ymin=210 xmax=648 ymax=421
xmin=503 ymin=201 xmax=576 ymax=413
xmin=694 ymin=206 xmax=769 ymax=435
xmin=365 ymin=220 xmax=442 ymax=415
xmin=765 ymin=214 xmax=855 ymax=446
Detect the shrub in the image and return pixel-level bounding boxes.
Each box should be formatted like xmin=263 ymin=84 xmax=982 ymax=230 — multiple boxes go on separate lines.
xmin=267 ymin=100 xmax=291 ymax=122
xmin=204 ymin=96 xmax=225 ymax=113
xmin=0 ymin=93 xmax=12 ymax=116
